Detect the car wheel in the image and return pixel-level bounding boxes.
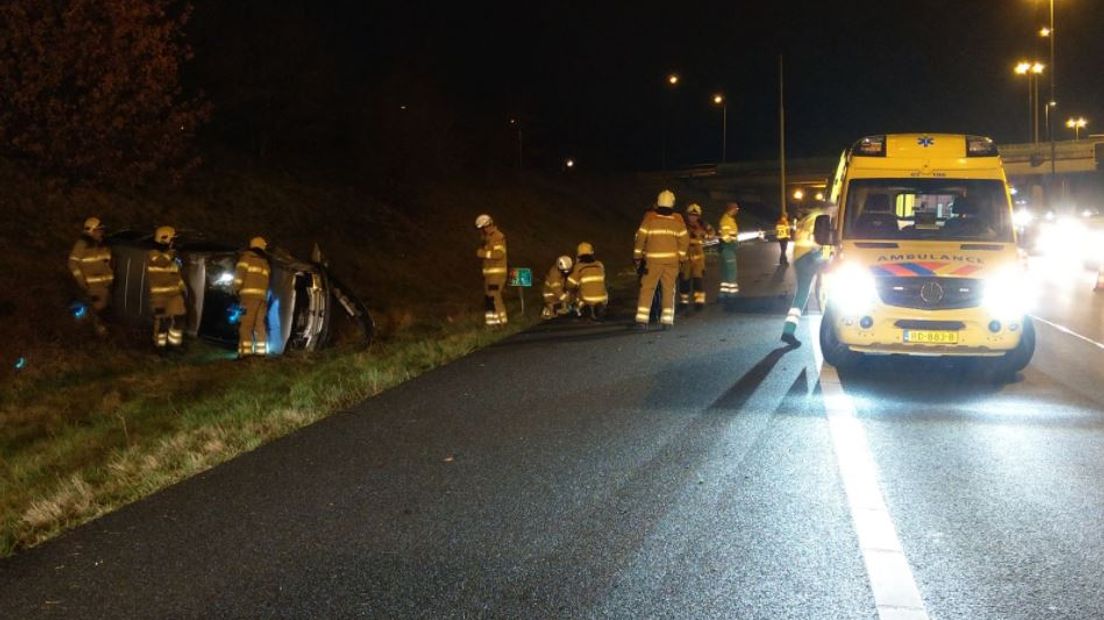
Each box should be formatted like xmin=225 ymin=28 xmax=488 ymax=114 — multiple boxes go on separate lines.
xmin=992 ymin=316 xmax=1036 ymax=381
xmin=820 ymin=307 xmax=862 ymax=369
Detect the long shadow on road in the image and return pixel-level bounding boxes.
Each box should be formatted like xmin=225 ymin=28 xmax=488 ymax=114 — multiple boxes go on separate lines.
xmin=488 ymin=345 xmax=800 ymax=614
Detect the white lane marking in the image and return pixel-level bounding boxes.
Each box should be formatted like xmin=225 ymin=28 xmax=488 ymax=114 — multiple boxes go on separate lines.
xmin=1030 ymin=314 xmax=1104 ymax=352
xmin=811 ymin=317 xmax=929 ymax=620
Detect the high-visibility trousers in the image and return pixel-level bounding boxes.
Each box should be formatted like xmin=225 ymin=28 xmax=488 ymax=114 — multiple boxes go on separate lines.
xmin=239 ymin=297 xmax=268 ymax=357
xmin=719 ymin=242 xmax=739 ymax=299
xmin=637 ymin=262 xmax=678 ymax=325
xmin=484 ymin=277 xmax=507 ymax=326
xmin=782 ymin=251 xmax=825 ymax=337
xmin=778 ymin=239 xmax=790 ymax=264
xmin=680 ymin=251 xmax=706 ymax=306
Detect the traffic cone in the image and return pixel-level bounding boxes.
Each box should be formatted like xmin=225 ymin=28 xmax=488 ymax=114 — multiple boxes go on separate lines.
xmin=1095 ymin=267 xmax=1104 ymax=292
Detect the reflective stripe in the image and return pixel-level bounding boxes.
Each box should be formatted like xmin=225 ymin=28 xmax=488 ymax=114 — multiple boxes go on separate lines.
xmin=147 ymin=265 xmax=178 ymax=273
xmin=580 ymin=276 xmax=604 ymax=284
xmin=483 ymin=268 xmax=508 ymax=275
xmin=787 ymin=307 xmax=802 ymax=317
xmin=582 ymin=295 xmax=608 ymax=304
xmin=646 ymin=252 xmax=679 ymax=259
xmin=694 ymin=292 xmax=706 ymax=303
xmin=239 ymin=288 xmax=267 ymax=297
xmin=150 ymin=285 xmax=182 ymax=294
xmin=85 ymin=274 xmax=114 ymax=284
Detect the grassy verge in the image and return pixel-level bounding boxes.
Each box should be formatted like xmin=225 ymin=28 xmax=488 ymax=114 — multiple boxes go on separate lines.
xmin=0 ymin=314 xmax=527 ymax=556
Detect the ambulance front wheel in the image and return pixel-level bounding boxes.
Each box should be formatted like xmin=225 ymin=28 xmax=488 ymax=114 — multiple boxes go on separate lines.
xmin=992 ymin=317 xmax=1035 ymax=380
xmin=819 ymin=308 xmax=863 ymax=370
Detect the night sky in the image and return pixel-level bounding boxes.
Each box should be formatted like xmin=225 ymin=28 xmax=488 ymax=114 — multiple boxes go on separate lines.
xmin=197 ymin=1 xmax=1104 ymax=171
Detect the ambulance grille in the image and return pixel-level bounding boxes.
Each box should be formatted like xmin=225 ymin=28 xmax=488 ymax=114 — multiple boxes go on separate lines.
xmin=876 ymin=277 xmax=982 ymax=310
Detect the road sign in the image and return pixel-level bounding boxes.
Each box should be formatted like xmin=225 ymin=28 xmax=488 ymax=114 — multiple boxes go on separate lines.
xmin=508 ymin=268 xmax=532 ymax=288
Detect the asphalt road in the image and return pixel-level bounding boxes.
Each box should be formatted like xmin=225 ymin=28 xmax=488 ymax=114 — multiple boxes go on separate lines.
xmin=3 ymin=240 xmax=1104 ymax=619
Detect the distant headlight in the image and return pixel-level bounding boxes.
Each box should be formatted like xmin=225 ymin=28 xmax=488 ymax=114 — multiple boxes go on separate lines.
xmin=982 ymin=266 xmax=1034 ymax=320
xmin=1013 ymin=209 xmax=1035 ymax=228
xmin=826 ymin=261 xmax=879 ymax=316
xmin=215 ymin=272 xmax=234 ymax=286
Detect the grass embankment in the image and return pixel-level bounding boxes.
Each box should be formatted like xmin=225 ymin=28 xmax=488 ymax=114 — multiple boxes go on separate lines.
xmin=0 ymin=158 xmax=652 ymax=555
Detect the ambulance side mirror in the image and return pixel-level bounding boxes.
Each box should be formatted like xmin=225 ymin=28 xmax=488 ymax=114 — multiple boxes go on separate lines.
xmin=813 ymin=214 xmax=836 ymax=246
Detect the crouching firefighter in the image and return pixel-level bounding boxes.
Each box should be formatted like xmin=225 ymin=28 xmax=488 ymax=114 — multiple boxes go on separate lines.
xmin=542 ymin=255 xmax=573 ymax=319
xmin=567 ymin=242 xmax=609 ymax=320
xmin=234 ymin=237 xmax=272 ymax=357
xmin=68 ymin=216 xmax=114 ymax=335
xmin=781 ymin=209 xmax=831 ymax=347
xmin=680 ymin=203 xmax=713 ymax=311
xmin=146 ymin=226 xmax=187 ymax=351
xmin=475 ymin=214 xmax=508 ymax=326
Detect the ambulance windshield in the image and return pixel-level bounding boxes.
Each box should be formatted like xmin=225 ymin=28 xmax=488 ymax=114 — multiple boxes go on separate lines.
xmin=844 ymin=179 xmax=1013 ymax=242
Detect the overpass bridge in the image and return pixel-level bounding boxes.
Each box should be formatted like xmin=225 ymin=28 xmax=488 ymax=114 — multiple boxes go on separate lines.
xmin=669 ymin=137 xmax=1104 ymax=214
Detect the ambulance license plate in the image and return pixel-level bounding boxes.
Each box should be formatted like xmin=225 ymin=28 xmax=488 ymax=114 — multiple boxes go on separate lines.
xmin=903 ymin=330 xmax=958 ymax=345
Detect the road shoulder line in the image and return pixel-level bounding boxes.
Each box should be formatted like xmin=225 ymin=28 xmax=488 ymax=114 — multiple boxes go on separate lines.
xmin=1031 ymin=314 xmax=1104 ymax=351
xmin=811 ymin=317 xmax=929 ymax=620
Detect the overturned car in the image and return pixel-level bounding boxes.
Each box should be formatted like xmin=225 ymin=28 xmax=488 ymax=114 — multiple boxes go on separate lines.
xmin=106 ymin=231 xmax=373 ymax=354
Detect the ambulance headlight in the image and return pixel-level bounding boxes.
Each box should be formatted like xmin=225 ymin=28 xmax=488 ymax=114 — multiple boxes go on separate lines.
xmin=982 ymin=266 xmax=1034 ymax=320
xmin=827 ymin=261 xmax=879 ymax=316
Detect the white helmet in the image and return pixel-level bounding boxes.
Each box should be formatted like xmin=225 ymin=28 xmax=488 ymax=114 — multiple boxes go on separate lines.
xmin=657 ymin=190 xmax=676 ymax=208
xmin=556 ymin=255 xmax=573 ymax=271
xmin=475 ymin=214 xmax=493 ymax=229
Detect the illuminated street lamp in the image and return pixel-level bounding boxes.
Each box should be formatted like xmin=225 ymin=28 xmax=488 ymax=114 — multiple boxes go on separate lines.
xmin=792 ymin=189 xmax=805 ymax=201
xmin=1066 ymin=117 xmax=1088 ymax=140
xmin=509 ymin=118 xmax=523 ymax=170
xmin=1039 ymin=26 xmax=1051 ymax=38
xmin=1013 ymin=61 xmax=1045 ymax=143
xmin=712 ymin=93 xmax=727 ymax=163
xmin=815 ymin=192 xmax=825 ymax=202
xmin=564 ymin=157 xmax=576 ymax=169
xmin=661 ymin=73 xmax=680 ymax=169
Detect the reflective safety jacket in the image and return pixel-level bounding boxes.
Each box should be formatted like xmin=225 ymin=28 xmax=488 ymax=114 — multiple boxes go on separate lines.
xmin=477 ymin=228 xmax=508 ymax=280
xmin=567 ymin=259 xmax=608 ymax=304
xmin=68 ymin=236 xmax=114 ymax=290
xmin=793 ymin=209 xmax=829 ymax=261
xmin=146 ymin=248 xmax=186 ymax=313
xmin=543 ymin=265 xmax=568 ymax=303
xmin=776 ymin=221 xmax=792 ymax=240
xmin=719 ymin=213 xmax=739 ymax=243
xmin=234 ymin=249 xmax=271 ymax=299
xmin=634 ymin=212 xmax=688 ymax=266
xmin=686 ymin=219 xmax=714 ymax=260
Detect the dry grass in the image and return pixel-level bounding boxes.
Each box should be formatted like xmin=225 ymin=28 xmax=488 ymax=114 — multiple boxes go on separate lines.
xmin=0 ymin=157 xmax=661 ymax=556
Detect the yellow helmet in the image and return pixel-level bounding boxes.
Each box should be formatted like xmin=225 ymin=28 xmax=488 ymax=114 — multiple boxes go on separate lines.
xmin=576 ymin=241 xmax=595 ymax=256
xmin=686 ymin=203 xmax=702 ymax=216
xmin=556 ymin=255 xmax=574 ymax=271
xmin=475 ymin=214 xmax=493 ymax=229
xmin=83 ymin=217 xmax=104 ymax=234
xmin=657 ymin=190 xmax=676 ymax=208
xmin=249 ymin=236 xmax=268 ymax=250
xmin=154 ymin=226 xmax=177 ymax=245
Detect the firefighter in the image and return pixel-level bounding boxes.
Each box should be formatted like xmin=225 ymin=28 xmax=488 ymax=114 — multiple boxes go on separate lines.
xmin=567 ymin=242 xmax=608 ymax=320
xmin=542 ymin=255 xmax=573 ymax=319
xmin=679 ymin=203 xmax=714 ymax=311
xmin=475 ymin=214 xmax=508 ymax=326
xmin=776 ymin=212 xmax=792 ymax=266
xmin=718 ymin=202 xmax=741 ymax=301
xmin=68 ymin=217 xmax=114 ymax=334
xmin=781 ymin=209 xmax=831 ymax=347
xmin=234 ymin=237 xmax=271 ymax=357
xmin=146 ymin=226 xmax=187 ymax=351
xmin=635 ymin=190 xmax=688 ymax=329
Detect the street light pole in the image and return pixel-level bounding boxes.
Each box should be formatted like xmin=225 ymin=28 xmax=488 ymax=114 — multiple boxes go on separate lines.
xmin=1048 ymin=0 xmax=1057 ymax=199
xmin=662 ymin=73 xmax=679 ymax=170
xmin=713 ymin=93 xmax=727 ymax=163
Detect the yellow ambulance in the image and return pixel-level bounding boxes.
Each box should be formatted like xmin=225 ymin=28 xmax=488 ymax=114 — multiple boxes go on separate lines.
xmin=815 ymin=134 xmax=1035 ymax=376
